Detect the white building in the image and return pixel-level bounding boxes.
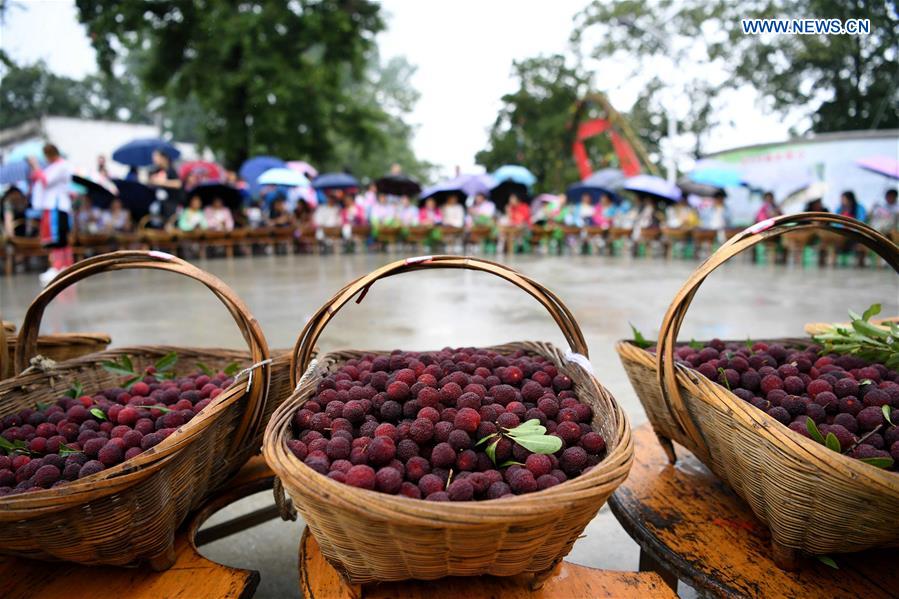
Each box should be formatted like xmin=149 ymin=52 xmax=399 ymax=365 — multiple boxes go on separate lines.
xmin=704 ymin=129 xmax=899 ymax=222
xmin=0 ymin=116 xmax=210 ymax=179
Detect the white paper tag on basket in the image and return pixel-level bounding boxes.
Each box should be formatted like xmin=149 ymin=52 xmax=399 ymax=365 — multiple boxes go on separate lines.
xmin=148 ymin=250 xmax=176 ymax=261
xmin=405 ymin=255 xmax=433 ymax=264
xmin=747 ymin=218 xmax=775 ymax=234
xmin=564 ymin=351 xmax=595 ymax=375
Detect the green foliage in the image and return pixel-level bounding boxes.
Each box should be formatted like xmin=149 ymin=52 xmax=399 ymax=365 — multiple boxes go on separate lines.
xmin=74 ymin=0 xmax=427 ymax=173
xmin=813 ymin=304 xmax=899 ymax=369
xmin=475 ymin=55 xmax=594 ymax=193
xmin=629 ymin=323 xmax=653 ymax=349
xmin=480 ymin=418 xmax=563 ymax=465
xmin=575 ymin=0 xmax=899 ymax=138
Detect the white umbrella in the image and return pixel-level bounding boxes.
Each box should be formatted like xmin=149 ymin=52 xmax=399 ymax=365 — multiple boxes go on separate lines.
xmin=623 ymin=174 xmax=682 ymax=202
xmin=257 ymin=167 xmax=310 ymax=187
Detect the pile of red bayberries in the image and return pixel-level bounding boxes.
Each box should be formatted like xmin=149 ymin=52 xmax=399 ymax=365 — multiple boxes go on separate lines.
xmin=289 ymin=347 xmax=608 ymax=501
xmin=0 ymin=368 xmax=235 ymax=496
xmin=663 ymin=339 xmax=899 ymax=471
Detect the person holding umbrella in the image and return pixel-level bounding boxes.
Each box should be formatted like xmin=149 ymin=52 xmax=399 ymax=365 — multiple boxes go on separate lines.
xmin=441 ymin=194 xmax=465 ymax=228
xmin=28 ymin=143 xmax=74 ymax=285
xmin=204 ymin=197 xmax=234 ymax=232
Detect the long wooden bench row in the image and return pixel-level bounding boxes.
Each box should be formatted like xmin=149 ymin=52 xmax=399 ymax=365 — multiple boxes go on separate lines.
xmin=4 ymin=223 xmax=895 ymax=275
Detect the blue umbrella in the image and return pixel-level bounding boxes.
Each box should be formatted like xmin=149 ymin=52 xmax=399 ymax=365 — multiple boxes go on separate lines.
xmin=312 ymin=172 xmax=360 ymax=190
xmin=257 ymin=167 xmax=310 ymax=187
xmin=4 ymin=139 xmax=45 ymax=164
xmin=491 ymin=165 xmax=537 ymax=188
xmin=688 ymin=166 xmax=743 ymax=188
xmin=567 ymin=168 xmax=624 ymax=203
xmin=0 ymin=160 xmax=32 ymax=185
xmin=623 ymin=174 xmax=682 ymax=202
xmin=112 ymin=138 xmax=181 ymax=167
xmin=238 ymin=155 xmax=286 ymax=187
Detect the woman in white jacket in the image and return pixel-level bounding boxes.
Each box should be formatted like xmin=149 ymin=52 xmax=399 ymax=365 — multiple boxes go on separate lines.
xmin=28 ymin=143 xmax=73 ymax=285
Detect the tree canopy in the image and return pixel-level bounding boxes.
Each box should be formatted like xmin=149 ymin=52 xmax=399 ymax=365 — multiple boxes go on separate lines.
xmin=575 ymin=0 xmax=899 ymax=134
xmin=475 ymin=55 xmax=595 ymax=193
xmin=74 ymin=0 xmax=430 ymax=179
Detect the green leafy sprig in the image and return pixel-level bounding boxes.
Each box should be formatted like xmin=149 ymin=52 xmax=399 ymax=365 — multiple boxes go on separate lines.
xmin=476 ymin=419 xmax=564 ymax=465
xmin=805 ymin=415 xmax=895 ymax=470
xmin=100 ymin=352 xmax=179 ymax=388
xmin=812 ymin=304 xmax=899 ymax=369
xmin=64 ymin=380 xmax=84 ymax=400
xmin=629 ymin=323 xmax=653 ymax=349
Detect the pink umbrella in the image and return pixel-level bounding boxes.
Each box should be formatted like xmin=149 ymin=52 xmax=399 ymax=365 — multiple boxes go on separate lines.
xmin=856 ymin=155 xmax=899 ymax=180
xmin=179 ymin=160 xmax=223 ymax=183
xmin=287 ymin=160 xmax=318 ymax=179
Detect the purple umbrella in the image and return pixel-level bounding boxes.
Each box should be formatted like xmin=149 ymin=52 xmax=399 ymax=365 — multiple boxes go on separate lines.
xmin=623 ymin=174 xmax=682 ymax=202
xmin=421 ymin=174 xmax=493 ymax=201
xmin=856 ymin=155 xmax=899 ymax=180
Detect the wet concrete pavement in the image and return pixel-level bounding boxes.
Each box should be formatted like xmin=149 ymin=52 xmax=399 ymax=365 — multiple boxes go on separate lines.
xmin=1 ymin=253 xmax=896 ymax=597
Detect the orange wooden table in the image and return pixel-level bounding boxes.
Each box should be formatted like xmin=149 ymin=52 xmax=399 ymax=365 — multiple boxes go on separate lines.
xmin=610 ymin=424 xmax=899 ymax=598
xmin=297 ymin=528 xmax=676 ymax=599
xmin=0 ymin=456 xmax=275 ymax=599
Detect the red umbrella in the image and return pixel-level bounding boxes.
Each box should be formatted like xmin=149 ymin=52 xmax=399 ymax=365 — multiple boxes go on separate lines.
xmin=179 ymin=160 xmax=223 ymax=183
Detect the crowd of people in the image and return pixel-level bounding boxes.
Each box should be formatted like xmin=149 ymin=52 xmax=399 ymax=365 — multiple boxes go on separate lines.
xmin=2 ymin=143 xmax=898 ymax=284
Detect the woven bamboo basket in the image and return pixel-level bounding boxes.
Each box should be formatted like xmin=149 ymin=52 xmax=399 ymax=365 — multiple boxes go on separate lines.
xmin=1 ymin=321 xmax=111 ymax=381
xmin=0 ymin=250 xmax=291 ymax=569
xmin=264 ymin=255 xmax=633 ymax=585
xmin=616 ymin=213 xmax=899 ymax=569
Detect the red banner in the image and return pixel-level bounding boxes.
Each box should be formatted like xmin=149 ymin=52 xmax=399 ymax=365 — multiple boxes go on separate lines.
xmin=572 ymin=118 xmax=642 ymax=179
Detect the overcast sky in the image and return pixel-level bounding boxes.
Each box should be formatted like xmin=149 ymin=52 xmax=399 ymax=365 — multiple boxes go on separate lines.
xmin=1 ymin=0 xmax=796 ymax=178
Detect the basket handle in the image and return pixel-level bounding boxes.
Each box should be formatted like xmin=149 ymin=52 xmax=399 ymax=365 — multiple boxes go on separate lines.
xmin=290 ymin=255 xmax=588 ymax=387
xmin=0 ymin=320 xmax=9 ymax=380
xmin=15 ymin=250 xmax=272 ymax=459
xmin=655 ymin=212 xmax=899 ymax=458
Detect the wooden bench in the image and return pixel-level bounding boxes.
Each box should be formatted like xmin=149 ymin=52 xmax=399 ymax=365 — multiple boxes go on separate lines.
xmin=0 ymin=455 xmax=277 ymax=599
xmin=298 ymin=528 xmax=676 ymax=599
xmin=610 ymin=424 xmax=899 ymax=597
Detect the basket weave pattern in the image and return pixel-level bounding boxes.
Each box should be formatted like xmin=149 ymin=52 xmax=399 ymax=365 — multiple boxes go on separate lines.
xmin=0 ymin=251 xmax=291 ymax=568
xmin=264 ymin=256 xmax=633 ymax=583
xmin=616 ymin=213 xmax=899 ymax=564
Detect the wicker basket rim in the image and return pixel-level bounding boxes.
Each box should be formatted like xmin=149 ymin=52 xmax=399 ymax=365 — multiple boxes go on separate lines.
xmin=266 ymin=341 xmax=633 ymax=520
xmin=616 ymin=339 xmax=899 ymax=487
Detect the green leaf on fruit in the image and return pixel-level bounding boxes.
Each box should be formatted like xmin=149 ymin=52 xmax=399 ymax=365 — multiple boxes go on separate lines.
xmin=689 ymin=339 xmax=703 ymax=350
xmin=58 ymin=443 xmax=82 ymax=457
xmin=122 ymin=376 xmax=141 ymax=390
xmin=485 ymin=437 xmax=500 ymax=464
xmin=817 ymin=555 xmax=838 ymax=569
xmin=0 ymin=437 xmax=16 ymax=452
xmin=859 ymin=456 xmax=895 ymax=469
xmin=629 ymin=323 xmax=652 ymax=349
xmin=504 ymin=419 xmax=546 ymax=437
xmin=64 ymin=380 xmax=84 ymax=399
xmin=717 ymin=367 xmax=732 ymax=391
xmin=805 ymin=418 xmax=825 ymax=444
xmin=155 ymin=351 xmax=178 ymax=372
xmin=89 ymin=408 xmax=107 ymax=421
xmin=510 ymin=434 xmax=563 ymax=455
xmin=475 ymin=432 xmax=499 ymax=448
xmin=859 ymin=379 xmax=873 ymax=386
xmin=101 ymin=360 xmax=136 ymax=377
xmin=498 ymin=460 xmax=525 ymax=468
xmin=196 ymin=362 xmax=215 ymax=377
xmin=824 ymin=432 xmax=841 ymax=453
xmin=744 ymin=337 xmax=753 ymax=349
xmin=121 ymin=355 xmax=134 ymax=373
xmin=862 ymin=303 xmax=881 ymax=321
xmin=151 ymin=405 xmax=174 ymax=413
xmin=224 ymin=362 xmax=241 ymax=377
xmin=156 ymin=371 xmax=176 ymax=381
xmin=35 ymin=401 xmax=50 ymax=411
xmin=884 ymin=405 xmax=893 ymax=425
